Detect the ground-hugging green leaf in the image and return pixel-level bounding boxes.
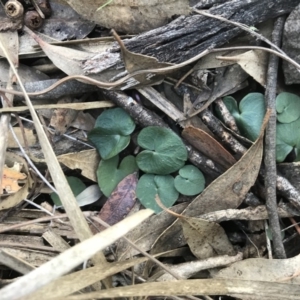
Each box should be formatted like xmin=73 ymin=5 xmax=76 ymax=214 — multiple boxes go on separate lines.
xmin=276 ymin=118 xmax=300 ymax=162
xmin=97 ymin=155 xmax=138 ymax=197
xmin=174 ymin=165 xmax=205 ymax=196
xmin=276 ymin=92 xmax=300 ymax=124
xmin=222 ymin=93 xmax=266 ymax=141
xmin=150 ymin=112 xmax=268 ymax=254
xmin=136 ymin=174 xmax=179 ymax=213
xmin=88 ymin=108 xmax=135 ymax=159
xmin=51 ymin=176 xmax=86 ymax=206
xmin=136 ymin=127 xmax=187 ymax=175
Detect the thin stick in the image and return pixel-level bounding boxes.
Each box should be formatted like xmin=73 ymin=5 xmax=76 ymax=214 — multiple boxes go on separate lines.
xmin=264 ymin=16 xmax=286 ymax=259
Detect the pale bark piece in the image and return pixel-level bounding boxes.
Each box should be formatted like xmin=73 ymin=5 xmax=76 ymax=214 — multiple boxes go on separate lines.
xmin=156 ymin=252 xmax=243 ymax=281
xmin=0 ymin=31 xmax=19 ymax=67
xmin=0 ymin=249 xmax=35 ymax=275
xmin=57 ymin=149 xmax=100 ymax=182
xmin=182 ymin=126 xmax=236 ymax=170
xmin=65 ymin=0 xmax=190 ymax=34
xmin=151 ymin=113 xmax=268 ymax=254
xmin=42 ymin=230 xmax=71 ymax=252
xmin=278 ymin=162 xmax=300 ymax=195
xmin=181 ymin=217 xmax=235 ymax=259
xmin=282 ymin=3 xmax=300 ymax=84
xmin=214 ymin=253 xmax=300 ymax=284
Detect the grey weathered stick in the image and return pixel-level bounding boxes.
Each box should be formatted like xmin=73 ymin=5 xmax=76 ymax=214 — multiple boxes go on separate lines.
xmin=264 ymin=16 xmax=286 ymax=259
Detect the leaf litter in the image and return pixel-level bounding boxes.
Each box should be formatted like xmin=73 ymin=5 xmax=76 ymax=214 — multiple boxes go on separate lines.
xmin=1 ymin=1 xmax=300 ymax=300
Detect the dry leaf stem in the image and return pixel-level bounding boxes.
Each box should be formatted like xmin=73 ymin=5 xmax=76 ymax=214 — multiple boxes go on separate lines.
xmin=264 ymin=16 xmax=286 ymax=259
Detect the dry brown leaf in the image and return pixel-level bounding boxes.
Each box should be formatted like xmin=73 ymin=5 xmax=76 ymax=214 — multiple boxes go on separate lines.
xmin=69 ymin=111 xmax=95 ymax=132
xmin=57 ymin=149 xmax=100 ymax=182
xmin=2 ymin=163 xmax=26 ymax=194
xmin=27 ymin=31 xmax=103 ymax=79
xmin=64 ymin=0 xmax=190 ymax=34
xmin=188 ymin=65 xmax=249 ymax=117
xmin=93 ymin=173 xmax=138 ymax=232
xmin=7 ymin=127 xmax=37 ymax=148
xmin=214 ymin=253 xmax=300 ymax=284
xmin=217 ymin=50 xmax=268 ymax=87
xmin=27 ymin=29 xmax=174 ymax=90
xmin=151 ymin=112 xmax=269 ymax=254
xmin=182 ymin=126 xmax=236 ymax=170
xmin=0 ymin=152 xmax=33 ymax=210
xmin=181 ymin=217 xmax=235 ymax=259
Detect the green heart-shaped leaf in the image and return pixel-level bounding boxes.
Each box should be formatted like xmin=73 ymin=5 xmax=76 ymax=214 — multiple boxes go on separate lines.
xmin=97 ymin=155 xmax=138 ymax=197
xmin=51 ymin=176 xmax=86 ymax=207
xmin=222 ymin=93 xmax=266 ymax=141
xmin=174 ymin=165 xmax=205 ymax=196
xmin=136 ymin=126 xmax=187 ymax=175
xmin=276 ymin=118 xmax=300 ymax=162
xmin=136 ymin=174 xmax=179 ymax=213
xmin=276 ymin=92 xmax=300 ymax=124
xmin=88 ymin=108 xmax=135 ymax=160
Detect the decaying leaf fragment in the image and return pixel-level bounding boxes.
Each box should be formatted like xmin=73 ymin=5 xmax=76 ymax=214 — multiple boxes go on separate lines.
xmin=2 ymin=163 xmax=26 ymax=194
xmin=64 ymin=0 xmax=190 ymax=34
xmin=92 ymin=173 xmax=138 ymax=233
xmin=58 ymin=150 xmax=100 ymax=182
xmin=181 ymin=217 xmax=236 ymax=259
xmin=217 ymin=50 xmax=268 ymax=87
xmin=151 ymin=111 xmax=270 ymax=254
xmin=182 ymin=126 xmax=236 ymax=170
xmin=112 ymin=30 xmax=173 ymax=89
xmin=0 ymin=152 xmax=33 ymax=210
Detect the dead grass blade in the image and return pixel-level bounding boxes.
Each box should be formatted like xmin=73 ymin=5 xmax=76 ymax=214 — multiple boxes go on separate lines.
xmin=0 ymin=209 xmax=154 ymax=300
xmin=54 ymin=278 xmax=300 ymax=300
xmin=0 ymin=31 xmax=111 ymax=284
